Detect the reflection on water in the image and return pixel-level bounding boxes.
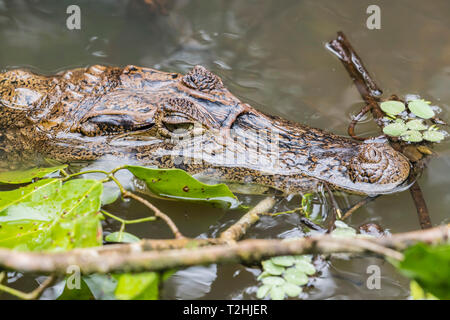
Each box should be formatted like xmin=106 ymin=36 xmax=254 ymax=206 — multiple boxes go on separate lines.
xmin=0 ymin=0 xmax=449 ymax=300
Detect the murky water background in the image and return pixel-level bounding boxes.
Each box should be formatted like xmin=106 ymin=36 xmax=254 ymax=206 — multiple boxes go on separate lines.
xmin=0 ymin=0 xmax=449 ymax=300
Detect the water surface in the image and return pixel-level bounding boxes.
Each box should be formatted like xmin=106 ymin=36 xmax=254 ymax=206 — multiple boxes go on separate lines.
xmin=0 ymin=0 xmax=449 ymax=300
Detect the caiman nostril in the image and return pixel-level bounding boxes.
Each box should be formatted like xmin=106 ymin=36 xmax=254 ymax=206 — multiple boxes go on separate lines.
xmin=349 ymin=142 xmax=410 ymax=186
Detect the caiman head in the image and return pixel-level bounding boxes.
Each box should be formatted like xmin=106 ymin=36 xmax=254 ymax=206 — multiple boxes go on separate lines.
xmin=0 ymin=64 xmax=411 ymax=195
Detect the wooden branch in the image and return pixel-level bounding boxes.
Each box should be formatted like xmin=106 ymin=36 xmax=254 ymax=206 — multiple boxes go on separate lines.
xmin=220 ymin=197 xmax=276 ymax=242
xmin=326 ymin=31 xmax=432 ymax=229
xmin=342 ymin=196 xmax=378 ymax=220
xmin=0 ymin=225 xmax=447 ymax=275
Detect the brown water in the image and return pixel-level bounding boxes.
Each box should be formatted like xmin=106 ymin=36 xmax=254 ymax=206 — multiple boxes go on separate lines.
xmin=0 ymin=0 xmax=449 ymax=300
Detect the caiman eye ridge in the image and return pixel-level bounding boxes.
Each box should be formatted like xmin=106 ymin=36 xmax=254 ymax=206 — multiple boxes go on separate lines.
xmin=181 ymin=65 xmax=224 ymax=92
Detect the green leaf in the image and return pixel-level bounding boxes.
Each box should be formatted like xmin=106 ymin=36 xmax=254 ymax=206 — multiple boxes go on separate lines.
xmin=283 ymin=269 xmax=308 ymax=286
xmin=0 ymin=165 xmax=67 ymax=184
xmin=334 ymin=220 xmax=349 ymax=228
xmin=382 ymin=122 xmax=407 ymax=137
xmin=105 ymin=232 xmax=140 ymax=243
xmin=380 ymin=101 xmax=406 ymax=115
xmin=406 ymin=119 xmax=428 ymax=131
xmin=162 ymin=269 xmax=176 ymax=282
xmin=262 ymin=260 xmax=285 ymax=275
xmin=423 ymin=130 xmax=445 ymax=142
xmin=57 ymin=278 xmax=95 ymax=300
xmin=401 ymin=130 xmax=423 ymax=142
xmin=301 ymin=193 xmax=313 ymax=216
xmin=101 ymin=185 xmax=120 ymax=206
xmin=125 ymin=166 xmax=239 ymax=209
xmin=262 ymin=276 xmax=285 ymax=286
xmin=410 ymin=280 xmax=438 ymax=300
xmin=0 ymin=179 xmax=103 ymax=251
xmin=395 ymin=243 xmax=450 ymax=300
xmin=408 ymin=99 xmax=435 ymax=119
xmin=293 ymin=255 xmax=313 ymax=264
xmin=83 ymin=274 xmax=118 ymax=300
xmin=269 ymin=286 xmax=285 ymax=300
xmin=256 ymin=285 xmax=271 ymax=299
xmin=294 ymin=260 xmax=316 ymax=275
xmin=282 ymin=282 xmax=302 ymax=297
xmin=331 ymin=227 xmax=357 ymax=238
xmin=271 ymin=256 xmax=295 ymax=267
xmin=115 ymin=272 xmax=160 ymax=300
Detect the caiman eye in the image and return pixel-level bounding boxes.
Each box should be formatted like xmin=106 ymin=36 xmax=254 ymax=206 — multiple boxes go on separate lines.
xmin=161 ymin=113 xmax=195 ymax=136
xmin=78 ymin=114 xmax=153 ymax=136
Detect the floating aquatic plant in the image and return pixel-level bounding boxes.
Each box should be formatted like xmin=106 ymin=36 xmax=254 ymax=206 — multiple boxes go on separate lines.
xmin=381 ymin=96 xmax=446 ymax=143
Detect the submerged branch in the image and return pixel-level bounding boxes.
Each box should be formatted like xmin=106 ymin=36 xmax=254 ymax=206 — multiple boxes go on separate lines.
xmin=220 ymin=197 xmax=277 ymax=242
xmin=342 ymin=196 xmax=378 ymax=220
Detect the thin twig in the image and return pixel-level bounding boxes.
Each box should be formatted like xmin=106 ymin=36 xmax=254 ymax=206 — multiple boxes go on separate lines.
xmin=123 ymin=190 xmax=185 ymax=239
xmin=220 ymin=197 xmax=277 ymax=242
xmin=342 ymin=196 xmax=378 ymax=220
xmin=348 ymin=104 xmax=372 ymax=140
xmin=0 ymin=274 xmax=56 ymax=300
xmin=324 ymin=183 xmax=341 ymax=232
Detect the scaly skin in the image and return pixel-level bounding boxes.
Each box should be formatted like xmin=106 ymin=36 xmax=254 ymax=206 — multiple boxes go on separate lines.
xmin=0 ymin=64 xmax=411 ymax=195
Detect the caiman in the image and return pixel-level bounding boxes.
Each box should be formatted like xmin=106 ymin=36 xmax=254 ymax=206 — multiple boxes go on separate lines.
xmin=0 ymin=64 xmax=411 ymax=195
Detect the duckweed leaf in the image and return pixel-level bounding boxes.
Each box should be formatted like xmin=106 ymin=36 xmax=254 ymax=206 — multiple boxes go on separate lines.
xmin=0 ymin=165 xmax=67 ymax=184
xmin=294 ymin=260 xmax=316 ymax=275
xmin=0 ymin=179 xmax=103 ymax=251
xmin=331 ymin=225 xmax=357 ymax=238
xmin=115 ymin=272 xmax=159 ymax=300
xmin=406 ymin=120 xmax=428 ymax=131
xmin=271 ymin=256 xmax=295 ymax=267
xmin=293 ymin=255 xmax=313 ymax=264
xmin=401 ymin=130 xmax=423 ymax=142
xmin=105 ymin=231 xmax=140 ymax=243
xmin=284 ymin=269 xmax=308 ymax=286
xmin=408 ymin=99 xmax=435 ymax=119
xmin=262 ymin=260 xmax=285 ymax=275
xmin=269 ymin=286 xmax=285 ymax=300
xmin=380 ymin=101 xmax=405 ymax=115
xmin=125 ymin=166 xmax=239 ymax=209
xmin=334 ymin=220 xmax=349 ymax=228
xmin=257 ymin=271 xmax=271 ymax=281
xmin=262 ymin=276 xmax=285 ymax=286
xmin=383 ymin=122 xmax=407 ymax=137
xmin=282 ymin=282 xmax=302 ymax=297
xmin=256 ymin=284 xmax=271 ymax=299
xmin=423 ymin=131 xmax=445 ymax=142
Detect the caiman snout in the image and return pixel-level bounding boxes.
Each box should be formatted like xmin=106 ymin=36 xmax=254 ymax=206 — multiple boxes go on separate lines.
xmin=348 ymin=142 xmax=411 ymax=187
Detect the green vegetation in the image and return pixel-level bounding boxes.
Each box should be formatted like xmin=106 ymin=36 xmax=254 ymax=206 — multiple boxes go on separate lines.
xmin=381 ymin=97 xmax=446 ymax=143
